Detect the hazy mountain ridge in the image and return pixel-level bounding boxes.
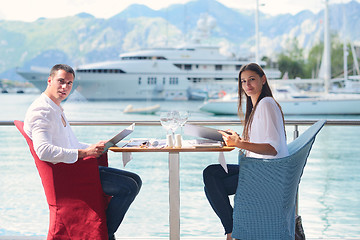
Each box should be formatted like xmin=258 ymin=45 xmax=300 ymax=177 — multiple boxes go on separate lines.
xmin=0 ymin=0 xmax=359 ymax=81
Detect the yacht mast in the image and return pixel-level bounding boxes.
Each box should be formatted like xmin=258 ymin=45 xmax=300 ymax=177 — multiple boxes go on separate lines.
xmin=255 ymin=0 xmax=260 ymax=64
xmin=342 ymin=5 xmax=348 ymax=81
xmin=323 ymin=0 xmax=331 ymax=93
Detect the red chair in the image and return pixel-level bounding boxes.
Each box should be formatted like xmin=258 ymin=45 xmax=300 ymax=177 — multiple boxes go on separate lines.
xmin=14 ymin=120 xmax=109 ymax=240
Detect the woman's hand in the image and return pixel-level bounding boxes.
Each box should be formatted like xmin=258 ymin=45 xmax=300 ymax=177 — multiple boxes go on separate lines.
xmin=219 ymin=129 xmax=242 ymax=147
xmin=220 ymin=130 xmax=278 ymax=156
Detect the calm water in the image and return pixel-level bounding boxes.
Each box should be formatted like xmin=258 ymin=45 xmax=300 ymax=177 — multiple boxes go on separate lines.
xmin=0 ymin=93 xmax=360 ymax=238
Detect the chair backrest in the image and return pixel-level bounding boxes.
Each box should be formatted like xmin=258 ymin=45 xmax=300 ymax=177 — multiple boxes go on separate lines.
xmin=232 ymin=120 xmax=326 ymax=240
xmin=14 ymin=120 xmax=58 ymax=203
xmin=14 ymin=120 xmax=109 ymax=239
xmin=288 ymin=120 xmax=326 ymax=155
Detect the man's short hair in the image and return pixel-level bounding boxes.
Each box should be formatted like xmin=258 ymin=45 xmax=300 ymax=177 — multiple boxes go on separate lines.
xmin=49 ymin=64 xmax=75 ymax=78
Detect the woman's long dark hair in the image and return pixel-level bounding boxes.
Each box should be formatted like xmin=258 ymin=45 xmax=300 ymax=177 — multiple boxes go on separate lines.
xmin=237 ymin=63 xmax=285 ymax=140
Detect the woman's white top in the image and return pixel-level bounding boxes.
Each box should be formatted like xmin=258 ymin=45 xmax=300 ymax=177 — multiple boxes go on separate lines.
xmin=24 ymin=93 xmax=89 ymax=164
xmin=247 ymin=97 xmax=289 ymax=159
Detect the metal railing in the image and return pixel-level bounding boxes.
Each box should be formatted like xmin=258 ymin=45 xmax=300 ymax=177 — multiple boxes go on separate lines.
xmin=2 ymin=119 xmax=360 ymax=142
xmin=2 ymin=119 xmax=360 ymax=126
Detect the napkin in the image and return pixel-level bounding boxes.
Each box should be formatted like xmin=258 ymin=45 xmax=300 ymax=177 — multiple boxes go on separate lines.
xmin=218 ymin=152 xmax=228 ymax=173
xmin=122 ymin=152 xmax=133 ymax=167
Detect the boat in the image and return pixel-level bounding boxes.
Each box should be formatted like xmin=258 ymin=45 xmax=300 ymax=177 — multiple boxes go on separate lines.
xmin=199 ymin=68 xmax=360 ymax=115
xmin=199 ymin=89 xmax=360 ymax=115
xmin=17 ymin=45 xmax=280 ymax=101
xmin=123 ymin=104 xmax=161 ymax=114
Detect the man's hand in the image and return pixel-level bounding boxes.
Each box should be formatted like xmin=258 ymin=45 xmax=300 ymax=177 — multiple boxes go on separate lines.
xmin=78 ymin=141 xmax=107 ymax=158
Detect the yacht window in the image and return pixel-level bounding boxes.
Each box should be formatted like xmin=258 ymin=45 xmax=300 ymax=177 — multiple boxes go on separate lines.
xmin=121 ymin=56 xmax=167 ymax=60
xmin=138 ymin=77 xmax=141 ymax=85
xmin=169 ymin=77 xmax=179 ymax=85
xmin=147 ymin=77 xmax=157 ymax=85
xmin=215 ymin=78 xmax=223 ymax=81
xmin=190 ymin=78 xmax=200 ymax=83
xmin=236 ymin=65 xmax=242 ymax=70
xmin=184 ymin=65 xmax=192 ymax=70
xmin=174 ymin=64 xmax=182 ymax=69
xmin=163 ymin=78 xmax=166 ymax=85
xmin=77 ymin=69 xmax=126 ymax=73
xmin=215 ymin=65 xmax=222 ymax=71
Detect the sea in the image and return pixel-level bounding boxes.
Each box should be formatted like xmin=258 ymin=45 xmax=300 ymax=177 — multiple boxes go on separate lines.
xmin=0 ymin=92 xmax=360 ymax=239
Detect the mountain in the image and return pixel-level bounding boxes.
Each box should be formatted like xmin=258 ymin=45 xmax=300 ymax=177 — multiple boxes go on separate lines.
xmin=0 ymin=0 xmax=359 ymax=82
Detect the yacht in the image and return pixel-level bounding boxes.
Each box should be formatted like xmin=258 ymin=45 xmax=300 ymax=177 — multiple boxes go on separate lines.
xmin=17 ymin=45 xmax=280 ymax=101
xmin=199 ymin=85 xmax=360 ymax=115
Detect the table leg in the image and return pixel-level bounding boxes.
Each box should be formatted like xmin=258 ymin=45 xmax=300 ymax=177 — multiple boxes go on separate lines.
xmin=169 ymin=152 xmax=180 ymax=240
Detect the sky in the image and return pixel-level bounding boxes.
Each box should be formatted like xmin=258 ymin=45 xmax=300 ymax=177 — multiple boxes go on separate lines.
xmin=0 ymin=0 xmax=358 ymax=22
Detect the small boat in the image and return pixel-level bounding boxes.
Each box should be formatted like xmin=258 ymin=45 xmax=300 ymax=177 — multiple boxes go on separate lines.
xmin=123 ymin=104 xmax=161 ymax=114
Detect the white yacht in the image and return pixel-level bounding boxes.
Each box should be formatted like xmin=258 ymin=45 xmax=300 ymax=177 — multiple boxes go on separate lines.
xmin=199 ymin=86 xmax=360 ymax=115
xmin=17 ymin=45 xmax=280 ymax=101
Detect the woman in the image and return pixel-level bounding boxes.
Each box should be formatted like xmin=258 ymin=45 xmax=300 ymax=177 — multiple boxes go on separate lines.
xmin=203 ymin=63 xmax=288 ymax=240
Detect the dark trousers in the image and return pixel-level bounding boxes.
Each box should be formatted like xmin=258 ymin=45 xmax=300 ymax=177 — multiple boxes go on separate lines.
xmin=203 ymin=164 xmax=239 ymax=234
xmin=99 ymin=166 xmax=142 ymax=239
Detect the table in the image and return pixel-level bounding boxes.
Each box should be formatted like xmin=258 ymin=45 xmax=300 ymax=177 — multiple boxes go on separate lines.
xmin=109 ymin=146 xmax=234 ymax=240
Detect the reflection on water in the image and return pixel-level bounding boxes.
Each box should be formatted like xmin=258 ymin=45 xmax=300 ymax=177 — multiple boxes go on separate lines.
xmin=298 ymin=125 xmax=360 ymax=238
xmin=1 ymin=94 xmax=360 ymax=238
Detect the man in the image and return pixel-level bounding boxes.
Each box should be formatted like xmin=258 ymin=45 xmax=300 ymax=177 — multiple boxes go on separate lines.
xmin=24 ymin=64 xmax=141 ymax=240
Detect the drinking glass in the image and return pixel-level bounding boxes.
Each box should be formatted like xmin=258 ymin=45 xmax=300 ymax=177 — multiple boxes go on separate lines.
xmin=160 ymin=112 xmax=172 ymax=135
xmin=168 ymin=111 xmax=180 ymax=138
xmin=178 ymin=111 xmax=189 ymax=129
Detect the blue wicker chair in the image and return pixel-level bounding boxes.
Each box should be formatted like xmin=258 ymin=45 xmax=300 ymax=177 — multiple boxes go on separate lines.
xmin=232 ymin=120 xmax=326 ymax=240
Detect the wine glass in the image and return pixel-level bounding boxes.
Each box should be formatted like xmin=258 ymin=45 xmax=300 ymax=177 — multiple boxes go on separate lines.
xmin=178 ymin=111 xmax=189 ymax=133
xmin=168 ymin=111 xmax=180 ymax=139
xmin=160 ymin=112 xmax=172 ymax=135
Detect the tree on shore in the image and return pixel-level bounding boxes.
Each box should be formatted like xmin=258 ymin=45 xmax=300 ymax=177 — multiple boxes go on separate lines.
xmin=276 ymin=36 xmax=357 ymax=80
